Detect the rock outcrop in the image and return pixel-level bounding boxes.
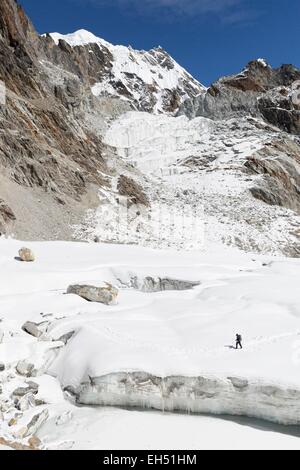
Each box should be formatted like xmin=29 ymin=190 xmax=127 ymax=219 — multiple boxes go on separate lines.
xmin=245 ymin=139 xmax=300 ymax=213
xmin=179 ymin=60 xmax=300 ymax=135
xmin=117 ymin=175 xmax=150 ymax=207
xmin=0 ymin=199 xmax=16 ymax=233
xmin=67 ymin=283 xmax=118 ymax=305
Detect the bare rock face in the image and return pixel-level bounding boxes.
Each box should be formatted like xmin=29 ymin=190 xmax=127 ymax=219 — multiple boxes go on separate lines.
xmin=0 ymin=199 xmax=16 ymax=234
xmin=67 ymin=283 xmax=118 ymax=305
xmin=18 ymin=247 xmax=35 ymax=262
xmin=117 ymin=175 xmax=149 ymax=207
xmin=0 ymin=0 xmax=116 ymax=240
xmin=245 ymin=140 xmax=300 ymax=213
xmin=179 ymin=60 xmax=300 ymax=135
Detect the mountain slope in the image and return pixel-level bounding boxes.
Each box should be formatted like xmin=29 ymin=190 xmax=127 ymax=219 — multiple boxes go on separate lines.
xmin=0 ymin=0 xmax=299 ymax=256
xmin=0 ymin=0 xmax=142 ymax=239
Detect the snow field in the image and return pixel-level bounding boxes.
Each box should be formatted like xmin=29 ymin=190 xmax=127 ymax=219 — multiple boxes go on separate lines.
xmin=0 ymin=239 xmax=300 ymax=450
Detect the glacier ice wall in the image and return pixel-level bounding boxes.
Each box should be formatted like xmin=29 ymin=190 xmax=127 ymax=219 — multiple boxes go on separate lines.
xmin=70 ymin=371 xmax=300 ymax=426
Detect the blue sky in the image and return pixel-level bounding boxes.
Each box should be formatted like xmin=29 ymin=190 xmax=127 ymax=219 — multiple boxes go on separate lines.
xmin=21 ymin=0 xmax=299 ymax=85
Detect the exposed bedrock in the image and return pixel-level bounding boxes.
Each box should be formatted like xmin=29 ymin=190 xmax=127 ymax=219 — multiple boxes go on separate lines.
xmin=0 ymin=199 xmax=16 ymax=234
xmin=69 ymin=371 xmax=300 ymax=426
xmin=179 ymin=60 xmax=300 ymax=135
xmin=245 ymin=140 xmax=300 ymax=214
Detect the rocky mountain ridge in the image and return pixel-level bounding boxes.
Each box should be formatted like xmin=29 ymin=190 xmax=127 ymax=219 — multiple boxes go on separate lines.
xmin=48 ymin=29 xmax=205 ymax=114
xmin=180 ymin=59 xmax=300 ymax=134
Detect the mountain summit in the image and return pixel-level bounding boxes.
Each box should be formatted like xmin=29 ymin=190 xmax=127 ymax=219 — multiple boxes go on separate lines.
xmin=47 ymin=28 xmax=205 ymax=114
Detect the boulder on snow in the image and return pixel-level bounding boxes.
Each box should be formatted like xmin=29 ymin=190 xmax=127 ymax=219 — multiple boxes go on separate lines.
xmin=28 ymin=435 xmax=42 ymax=450
xmin=13 ymin=387 xmax=35 ymax=398
xmin=16 ymin=342 xmax=64 ymax=377
xmin=67 ymin=283 xmax=118 ymax=305
xmin=18 ymin=247 xmax=35 ymax=262
xmin=12 ymin=383 xmax=39 ymax=398
xmin=22 ymin=320 xmax=48 ymax=338
xmin=16 ymin=360 xmax=34 ymax=377
xmin=13 ymin=409 xmax=49 ymax=439
xmin=16 ymin=392 xmax=36 ymax=412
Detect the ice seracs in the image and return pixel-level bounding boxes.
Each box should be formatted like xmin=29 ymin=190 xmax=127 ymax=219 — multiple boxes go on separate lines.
xmin=76 ymin=110 xmax=299 ymax=256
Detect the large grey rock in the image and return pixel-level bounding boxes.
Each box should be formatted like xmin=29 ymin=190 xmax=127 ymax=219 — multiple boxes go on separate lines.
xmin=22 ymin=320 xmax=49 ymax=338
xmin=67 ymin=283 xmax=118 ymax=305
xmin=57 ymin=330 xmax=75 ymax=345
xmin=12 ymin=385 xmax=38 ymax=397
xmin=16 ymin=360 xmax=34 ymax=377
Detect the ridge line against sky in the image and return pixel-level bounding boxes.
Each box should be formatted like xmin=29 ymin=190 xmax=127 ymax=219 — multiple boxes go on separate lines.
xmin=21 ymin=0 xmax=300 ymax=85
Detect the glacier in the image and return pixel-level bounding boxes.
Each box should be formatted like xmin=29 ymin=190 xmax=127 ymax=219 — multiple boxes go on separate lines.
xmin=1 ymin=239 xmax=300 ymax=449
xmin=70 ymin=371 xmax=300 ymax=426
xmin=74 ymin=110 xmax=300 ymax=256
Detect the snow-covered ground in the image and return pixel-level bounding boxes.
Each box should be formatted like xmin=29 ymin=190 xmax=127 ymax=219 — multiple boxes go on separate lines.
xmin=0 ymin=239 xmax=300 ymax=449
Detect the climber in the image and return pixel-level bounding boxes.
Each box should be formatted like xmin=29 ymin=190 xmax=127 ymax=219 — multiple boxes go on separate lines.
xmin=235 ymin=334 xmax=243 ymax=349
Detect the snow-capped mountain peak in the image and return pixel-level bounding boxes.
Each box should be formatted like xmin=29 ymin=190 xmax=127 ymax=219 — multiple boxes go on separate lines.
xmin=49 ymin=29 xmax=112 ymax=49
xmin=48 ymin=29 xmax=205 ymax=114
